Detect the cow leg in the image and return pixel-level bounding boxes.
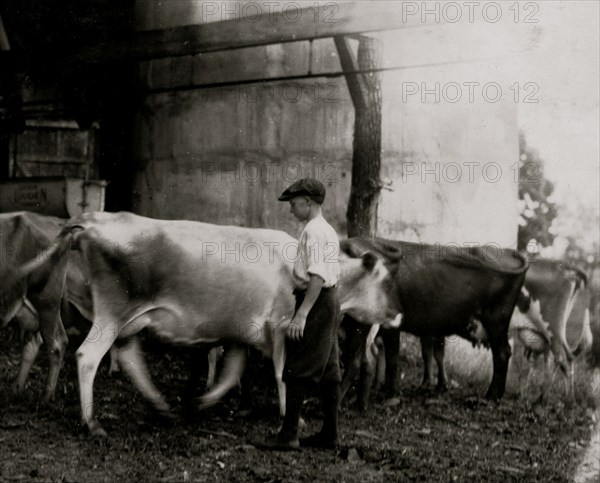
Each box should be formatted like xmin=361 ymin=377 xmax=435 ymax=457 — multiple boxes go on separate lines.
xmin=206 ymin=346 xmax=221 ymax=390
xmin=178 ymin=346 xmax=209 ymax=420
xmin=272 ymin=330 xmax=287 ymax=418
xmin=76 ymin=317 xmax=119 ymax=437
xmin=374 ymin=336 xmax=386 ymax=391
xmin=548 ymin=358 xmax=574 ymax=399
xmin=237 ymin=348 xmax=255 ymax=416
xmin=420 ymin=336 xmax=435 ymax=388
xmin=357 ymin=347 xmax=376 ymax=412
xmin=36 ymin=306 xmax=68 ymax=402
xmin=381 ymin=326 xmax=401 ymax=397
xmin=117 ymin=335 xmax=171 ymax=416
xmin=533 ymin=353 xmax=553 ymax=404
xmin=11 ymin=302 xmax=41 ymax=394
xmin=108 ymin=346 xmax=120 ymax=375
xmin=339 ymin=315 xmax=371 ymax=403
xmin=567 ymin=361 xmax=575 ymax=399
xmin=357 ymin=324 xmax=381 ymax=411
xmin=198 ymin=344 xmax=247 ymax=409
xmin=485 ymin=331 xmax=512 ymax=401
xmin=269 ymin=336 xmax=306 ymax=428
xmin=521 ymin=361 xmax=534 ymax=400
xmin=27 ymin=241 xmax=71 ymax=402
xmin=13 ymin=332 xmax=43 ymax=394
xmin=433 ymin=337 xmax=448 ymax=392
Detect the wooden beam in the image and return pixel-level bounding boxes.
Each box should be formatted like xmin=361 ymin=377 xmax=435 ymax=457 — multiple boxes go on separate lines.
xmin=72 ymin=2 xmax=422 ymax=64
xmin=334 ymin=36 xmax=367 ymax=111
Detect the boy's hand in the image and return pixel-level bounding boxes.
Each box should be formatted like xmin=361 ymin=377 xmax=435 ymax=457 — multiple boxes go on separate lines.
xmin=286 ymin=275 xmax=323 ymax=341
xmin=286 ymin=310 xmax=308 ymax=340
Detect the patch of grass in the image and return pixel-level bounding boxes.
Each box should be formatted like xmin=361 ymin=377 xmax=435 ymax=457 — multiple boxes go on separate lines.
xmin=444 ymin=336 xmax=600 ymax=409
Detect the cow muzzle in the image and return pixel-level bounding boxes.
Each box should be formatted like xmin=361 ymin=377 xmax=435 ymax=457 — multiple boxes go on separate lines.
xmin=382 ymin=312 xmax=403 ymax=329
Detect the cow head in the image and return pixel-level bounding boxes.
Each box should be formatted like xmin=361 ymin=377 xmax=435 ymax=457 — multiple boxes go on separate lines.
xmin=338 ymin=252 xmax=402 ymax=328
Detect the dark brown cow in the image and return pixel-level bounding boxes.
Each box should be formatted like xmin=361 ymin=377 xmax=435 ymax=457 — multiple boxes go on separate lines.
xmin=340 ymin=237 xmax=529 ymax=408
xmin=360 ymin=257 xmax=592 ymax=404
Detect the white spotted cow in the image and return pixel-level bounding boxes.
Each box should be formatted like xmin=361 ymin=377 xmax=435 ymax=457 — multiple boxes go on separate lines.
xmin=509 ymin=258 xmax=590 ymax=397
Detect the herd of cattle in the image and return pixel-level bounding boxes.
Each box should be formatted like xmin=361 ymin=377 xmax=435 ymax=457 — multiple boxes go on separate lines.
xmin=1 ymin=211 xmax=598 ymax=437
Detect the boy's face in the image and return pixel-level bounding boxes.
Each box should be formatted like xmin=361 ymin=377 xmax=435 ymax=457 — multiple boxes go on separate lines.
xmin=289 ymin=196 xmax=311 ymax=221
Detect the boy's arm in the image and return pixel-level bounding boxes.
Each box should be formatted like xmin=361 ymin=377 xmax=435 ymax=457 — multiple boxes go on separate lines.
xmin=286 ymin=274 xmax=323 ymax=341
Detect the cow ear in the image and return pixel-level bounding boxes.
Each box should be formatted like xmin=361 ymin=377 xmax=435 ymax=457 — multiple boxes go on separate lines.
xmin=361 ymin=252 xmax=378 ymax=271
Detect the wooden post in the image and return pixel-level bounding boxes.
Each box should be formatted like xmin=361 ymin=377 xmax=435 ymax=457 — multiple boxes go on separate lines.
xmin=336 ymin=35 xmax=383 ymax=237
xmin=0 ymin=134 xmax=9 ymax=179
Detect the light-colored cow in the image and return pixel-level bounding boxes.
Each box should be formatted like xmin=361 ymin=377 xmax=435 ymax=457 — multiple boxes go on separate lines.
xmin=10 ymin=211 xmax=400 ymax=436
xmin=1 ymin=211 xmax=118 ymax=398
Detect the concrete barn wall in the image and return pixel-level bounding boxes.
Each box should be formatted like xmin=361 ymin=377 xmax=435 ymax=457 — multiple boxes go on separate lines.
xmin=132 ymin=0 xmax=519 ymax=246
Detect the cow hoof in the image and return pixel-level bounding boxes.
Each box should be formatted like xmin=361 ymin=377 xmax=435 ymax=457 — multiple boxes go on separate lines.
xmin=484 ymin=391 xmax=501 ymax=402
xmin=197 ymin=396 xmax=218 ymax=411
xmin=277 ymin=417 xmax=306 ymax=433
xmin=88 ymin=420 xmax=108 ymax=438
xmin=91 ymin=427 xmax=108 ymax=438
xmin=10 ymin=383 xmax=25 ymax=399
xmin=356 ymin=403 xmax=369 ymax=414
xmin=156 ymin=409 xmax=179 ymax=425
xmin=383 ymin=397 xmax=401 ymax=407
xmin=465 ymin=397 xmax=488 ymax=410
xmin=234 ymin=407 xmax=254 ymax=418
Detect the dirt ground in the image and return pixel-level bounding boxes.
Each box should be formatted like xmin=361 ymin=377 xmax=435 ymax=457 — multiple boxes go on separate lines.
xmin=1 ymin=328 xmax=598 ymax=483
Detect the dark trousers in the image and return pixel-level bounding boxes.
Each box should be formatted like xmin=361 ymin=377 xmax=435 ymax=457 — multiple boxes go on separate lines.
xmin=283 ymin=286 xmax=341 ymax=386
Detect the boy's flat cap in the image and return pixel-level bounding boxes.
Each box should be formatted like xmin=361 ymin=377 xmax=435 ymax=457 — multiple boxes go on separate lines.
xmin=278 ymin=178 xmax=326 ymax=204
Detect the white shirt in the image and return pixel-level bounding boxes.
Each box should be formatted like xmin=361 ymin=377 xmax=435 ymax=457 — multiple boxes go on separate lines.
xmin=293 ymin=215 xmax=340 ymax=289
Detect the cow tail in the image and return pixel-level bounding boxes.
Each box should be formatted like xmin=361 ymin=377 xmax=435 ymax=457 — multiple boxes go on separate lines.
xmin=14 ymin=225 xmax=83 ymax=280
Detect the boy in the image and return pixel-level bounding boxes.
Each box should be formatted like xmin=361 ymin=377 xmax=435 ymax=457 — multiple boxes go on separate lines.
xmin=264 ymin=178 xmax=342 ymax=450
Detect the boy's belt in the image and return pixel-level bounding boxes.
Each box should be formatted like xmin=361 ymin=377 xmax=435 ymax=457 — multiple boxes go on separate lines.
xmin=293 ymin=286 xmax=336 ymax=295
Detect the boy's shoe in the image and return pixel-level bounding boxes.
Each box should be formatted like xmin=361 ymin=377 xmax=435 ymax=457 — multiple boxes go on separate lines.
xmin=253 ymin=437 xmax=301 ymax=452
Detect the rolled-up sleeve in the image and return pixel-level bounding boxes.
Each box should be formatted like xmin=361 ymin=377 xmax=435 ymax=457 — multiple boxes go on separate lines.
xmin=305 ymin=228 xmax=337 ymax=284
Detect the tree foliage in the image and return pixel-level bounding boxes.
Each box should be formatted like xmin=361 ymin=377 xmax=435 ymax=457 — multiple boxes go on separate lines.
xmin=517 ymin=132 xmax=559 ymax=251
